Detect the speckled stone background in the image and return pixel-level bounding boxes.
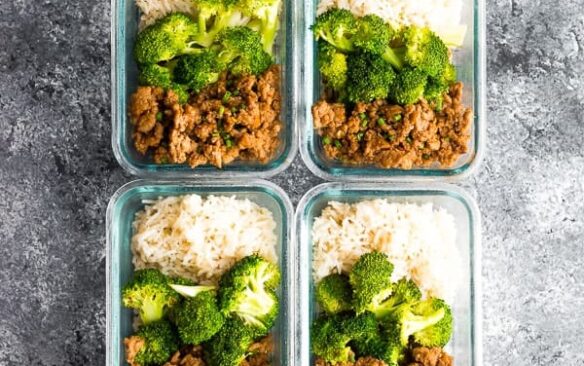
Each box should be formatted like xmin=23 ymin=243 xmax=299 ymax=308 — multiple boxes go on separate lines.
xmin=0 ymin=0 xmax=583 ymax=365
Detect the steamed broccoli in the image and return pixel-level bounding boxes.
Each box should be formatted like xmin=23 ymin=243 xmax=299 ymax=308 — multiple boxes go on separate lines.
xmin=352 ymin=14 xmax=392 ymax=55
xmin=410 ymin=298 xmax=453 ymax=347
xmin=134 ymin=13 xmax=202 ymax=64
xmin=317 ymin=41 xmax=348 ymax=93
xmin=424 ymin=63 xmax=457 ymax=110
xmin=346 ymin=51 xmax=396 ymax=103
xmin=352 ymin=323 xmax=404 ymax=366
xmin=316 ymin=273 xmax=353 ymax=315
xmin=367 ymin=278 xmax=422 ymax=320
xmin=204 ymin=317 xmax=256 ymax=366
xmin=311 ymin=315 xmax=355 ymax=364
xmin=218 ymin=254 xmax=280 ymax=336
xmin=191 ymin=0 xmax=251 ymax=47
xmin=312 ymin=8 xmax=357 ymax=52
xmin=137 ymin=63 xmax=190 ymax=104
xmin=173 ymin=290 xmax=225 ymax=345
xmin=122 ymin=269 xmax=180 ymax=324
xmin=391 ymin=67 xmax=428 ymax=105
xmin=238 ymin=0 xmax=282 ymax=53
xmin=349 ymin=252 xmax=394 ymax=314
xmin=174 ymin=51 xmax=224 ymax=92
xmin=216 ymin=26 xmax=273 ymax=75
xmin=388 ymin=298 xmax=448 ymax=347
xmin=128 ymin=320 xmax=179 ymax=366
xmin=401 ymin=27 xmax=449 ymax=78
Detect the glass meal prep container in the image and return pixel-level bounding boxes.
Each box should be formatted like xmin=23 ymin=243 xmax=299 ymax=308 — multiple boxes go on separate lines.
xmin=111 ymin=0 xmax=299 ymax=178
xmin=295 ymin=183 xmax=482 ymax=365
xmin=106 ymin=179 xmax=295 ymax=366
xmin=298 ymin=0 xmax=487 ymax=181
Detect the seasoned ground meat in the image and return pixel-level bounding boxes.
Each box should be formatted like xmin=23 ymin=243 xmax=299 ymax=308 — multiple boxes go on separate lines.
xmin=128 ymin=65 xmax=282 ymax=169
xmin=123 ymin=335 xmax=145 ymax=366
xmin=312 ymin=82 xmax=473 ymax=169
xmin=406 ymin=347 xmax=453 ymax=366
xmin=163 ymin=345 xmax=205 ymax=366
xmin=314 ymin=357 xmax=387 ymax=366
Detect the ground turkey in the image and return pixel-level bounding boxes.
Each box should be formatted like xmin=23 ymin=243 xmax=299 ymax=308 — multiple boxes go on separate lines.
xmin=312 ymin=82 xmax=473 ymax=169
xmin=128 ymin=65 xmax=282 ymax=169
xmin=406 ymin=347 xmax=453 ymax=366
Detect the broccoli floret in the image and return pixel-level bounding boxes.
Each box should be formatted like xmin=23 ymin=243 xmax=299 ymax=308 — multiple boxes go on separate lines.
xmin=216 ymin=26 xmax=273 ymax=75
xmin=138 ymin=63 xmax=173 ymax=88
xmin=218 ymin=254 xmax=280 ymax=336
xmin=352 ymin=323 xmax=404 ymax=366
xmin=173 ymin=291 xmax=225 ymax=345
xmin=410 ymin=298 xmax=453 ymax=347
xmin=129 ymin=320 xmax=179 ymax=366
xmin=424 ymin=63 xmax=456 ymax=110
xmin=349 ymin=252 xmax=394 ymax=314
xmin=317 ymin=41 xmax=348 ymax=93
xmin=134 ymin=13 xmax=202 ymax=64
xmin=122 ymin=269 xmax=180 ymax=324
xmin=238 ymin=0 xmax=282 ymax=53
xmin=312 ymin=8 xmax=357 ymax=52
xmin=311 ymin=315 xmax=355 ymax=364
xmin=368 ymin=278 xmax=422 ymax=320
xmin=391 ymin=67 xmax=428 ymax=105
xmin=388 ymin=298 xmax=447 ymax=347
xmin=204 ymin=317 xmax=256 ymax=366
xmin=174 ymin=51 xmax=224 ymax=92
xmin=316 ymin=273 xmax=352 ymax=315
xmin=401 ymin=26 xmax=449 ymax=78
xmin=352 ymin=14 xmax=392 ymax=55
xmin=346 ymin=51 xmax=396 ymax=103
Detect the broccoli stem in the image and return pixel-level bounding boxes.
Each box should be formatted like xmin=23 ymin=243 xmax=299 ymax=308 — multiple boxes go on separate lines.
xmin=140 ymin=298 xmax=165 ymax=325
xmin=400 ymin=308 xmax=445 ymax=344
xmin=382 ymin=47 xmax=405 ymax=70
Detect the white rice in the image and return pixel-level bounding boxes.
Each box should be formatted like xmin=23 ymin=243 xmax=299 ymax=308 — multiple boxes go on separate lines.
xmin=135 ymin=0 xmax=196 ymax=30
xmin=316 ymin=0 xmax=467 ymax=46
xmin=131 ymin=194 xmax=278 ymax=284
xmin=312 ymin=200 xmax=461 ymax=302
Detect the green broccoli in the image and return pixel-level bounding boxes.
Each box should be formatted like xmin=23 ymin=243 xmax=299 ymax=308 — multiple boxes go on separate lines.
xmin=367 ymin=278 xmax=422 ymax=320
xmin=122 ymin=269 xmax=180 ymax=324
xmin=424 ymin=63 xmax=456 ymax=110
xmin=352 ymin=324 xmax=404 ymax=366
xmin=346 ymin=51 xmax=396 ymax=103
xmin=311 ymin=315 xmax=355 ymax=364
xmin=388 ymin=298 xmax=448 ymax=347
xmin=401 ymin=26 xmax=449 ymax=78
xmin=312 ymin=8 xmax=358 ymax=52
xmin=174 ymin=51 xmax=224 ymax=92
xmin=128 ymin=320 xmax=179 ymax=366
xmin=216 ymin=26 xmax=273 ymax=75
xmin=391 ymin=67 xmax=428 ymax=105
xmin=316 ymin=273 xmax=352 ymax=315
xmin=410 ymin=298 xmax=453 ymax=348
xmin=173 ymin=290 xmax=225 ymax=345
xmin=191 ymin=0 xmax=252 ymax=47
xmin=134 ymin=13 xmax=202 ymax=64
xmin=137 ymin=63 xmax=190 ymax=104
xmin=238 ymin=0 xmax=282 ymax=53
xmin=349 ymin=252 xmax=394 ymax=314
xmin=218 ymin=254 xmax=280 ymax=336
xmin=204 ymin=317 xmax=256 ymax=366
xmin=317 ymin=41 xmax=348 ymax=93
xmin=352 ymin=14 xmax=392 ymax=55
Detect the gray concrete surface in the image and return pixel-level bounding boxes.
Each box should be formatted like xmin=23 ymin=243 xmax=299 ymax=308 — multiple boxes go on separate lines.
xmin=0 ymin=0 xmax=583 ymax=365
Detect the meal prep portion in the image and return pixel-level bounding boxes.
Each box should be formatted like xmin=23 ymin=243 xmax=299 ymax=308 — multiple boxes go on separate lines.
xmin=311 ymin=200 xmax=460 ymax=366
xmin=122 ymin=194 xmax=282 ymax=366
xmin=129 ymin=0 xmax=284 ymax=169
xmin=310 ymin=1 xmax=473 ymax=169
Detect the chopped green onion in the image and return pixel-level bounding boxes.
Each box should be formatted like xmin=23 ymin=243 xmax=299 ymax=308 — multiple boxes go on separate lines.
xmin=232 ymin=90 xmax=240 ymax=96
xmin=222 ymin=91 xmax=232 ymax=104
xmin=225 ymin=139 xmax=233 ymax=148
xmin=443 ymin=136 xmax=450 ymax=142
xmin=334 ymin=140 xmax=342 ymax=148
xmin=387 ymin=134 xmax=395 ymax=141
xmin=212 ymin=131 xmax=220 ymax=138
xmin=156 ymin=112 xmax=163 ymax=122
xmin=231 ymin=107 xmax=238 ymax=114
xmin=377 ymin=118 xmax=386 ymax=127
xmin=406 ymin=136 xmax=412 ymax=144
xmin=422 ymin=153 xmax=430 ymax=160
xmin=394 ymin=114 xmax=402 ymax=122
xmin=218 ymin=106 xmax=225 ymax=117
xmin=322 ymin=136 xmax=331 ymax=145
xmin=359 ymin=112 xmax=367 ymax=120
xmin=357 ymin=132 xmax=364 ymax=141
xmin=361 ymin=119 xmax=368 ymax=128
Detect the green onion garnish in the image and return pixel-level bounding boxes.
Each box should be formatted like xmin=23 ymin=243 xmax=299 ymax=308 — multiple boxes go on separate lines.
xmin=222 ymin=91 xmax=231 ymax=103
xmin=322 ymin=136 xmax=331 ymax=145
xmin=377 ymin=118 xmax=386 ymax=127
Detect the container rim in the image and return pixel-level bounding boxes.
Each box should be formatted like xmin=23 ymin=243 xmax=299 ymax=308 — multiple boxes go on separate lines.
xmin=106 ymin=178 xmax=296 ymax=366
xmin=297 ymin=0 xmax=487 ymax=182
xmin=110 ymin=0 xmax=300 ymax=179
xmin=294 ymin=182 xmax=483 ymax=366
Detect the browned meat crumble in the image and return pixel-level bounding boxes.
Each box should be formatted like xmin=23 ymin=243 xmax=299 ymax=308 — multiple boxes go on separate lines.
xmin=129 ymin=65 xmax=282 ymax=169
xmin=312 ymin=82 xmax=473 ymax=169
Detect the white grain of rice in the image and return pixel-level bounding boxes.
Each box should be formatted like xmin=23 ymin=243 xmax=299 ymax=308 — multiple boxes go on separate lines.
xmin=135 ymin=0 xmax=196 ymax=30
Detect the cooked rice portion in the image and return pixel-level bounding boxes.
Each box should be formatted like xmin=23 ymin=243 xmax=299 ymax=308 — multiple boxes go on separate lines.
xmin=312 ymin=200 xmax=461 ymax=302
xmin=131 ymin=194 xmax=278 ymax=284
xmin=135 ymin=0 xmax=196 ymax=29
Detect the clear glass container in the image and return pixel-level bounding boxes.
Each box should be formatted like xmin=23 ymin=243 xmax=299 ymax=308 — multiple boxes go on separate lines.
xmin=111 ymin=0 xmax=299 ymax=178
xmin=106 ymin=179 xmax=295 ymax=366
xmin=298 ymin=0 xmax=487 ymax=181
xmin=295 ymin=183 xmax=482 ymax=365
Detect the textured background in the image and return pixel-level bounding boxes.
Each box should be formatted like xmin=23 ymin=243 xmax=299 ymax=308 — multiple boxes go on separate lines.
xmin=0 ymin=0 xmax=583 ymax=365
